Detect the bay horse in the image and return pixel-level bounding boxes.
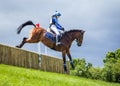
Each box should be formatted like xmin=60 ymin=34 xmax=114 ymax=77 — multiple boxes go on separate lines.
xmin=16 ymin=20 xmax=85 ymax=72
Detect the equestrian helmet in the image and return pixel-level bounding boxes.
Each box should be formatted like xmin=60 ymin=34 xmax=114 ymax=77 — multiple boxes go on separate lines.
xmin=54 ymin=11 xmax=61 ymax=16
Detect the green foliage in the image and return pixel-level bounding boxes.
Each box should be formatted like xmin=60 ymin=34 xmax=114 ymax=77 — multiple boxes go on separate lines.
xmin=103 ymin=52 xmax=116 ymax=63
xmin=115 ymin=49 xmax=120 ymax=59
xmin=71 ymin=48 xmax=120 ymax=83
xmin=88 ymin=67 xmax=102 ymax=79
xmin=70 ymin=58 xmax=92 ymax=78
xmin=102 ymin=48 xmax=120 ymax=82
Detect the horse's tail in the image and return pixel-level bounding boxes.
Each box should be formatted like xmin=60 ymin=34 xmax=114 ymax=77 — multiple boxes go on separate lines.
xmin=17 ymin=20 xmax=36 ymax=34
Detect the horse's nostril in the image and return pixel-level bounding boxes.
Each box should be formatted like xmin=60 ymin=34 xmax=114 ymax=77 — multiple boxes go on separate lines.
xmin=77 ymin=43 xmax=81 ymax=46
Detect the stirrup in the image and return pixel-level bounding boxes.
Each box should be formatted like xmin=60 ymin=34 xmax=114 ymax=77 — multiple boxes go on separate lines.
xmin=56 ymin=42 xmax=61 ymax=45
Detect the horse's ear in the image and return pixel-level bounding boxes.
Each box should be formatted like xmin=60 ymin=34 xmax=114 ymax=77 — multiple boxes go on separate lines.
xmin=81 ymin=30 xmax=85 ymax=34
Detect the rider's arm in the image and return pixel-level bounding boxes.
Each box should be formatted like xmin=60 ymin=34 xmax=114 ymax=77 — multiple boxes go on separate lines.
xmin=52 ymin=17 xmax=62 ymax=30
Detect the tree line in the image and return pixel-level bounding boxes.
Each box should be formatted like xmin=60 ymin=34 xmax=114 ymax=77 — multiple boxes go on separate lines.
xmin=70 ymin=48 xmax=120 ymax=83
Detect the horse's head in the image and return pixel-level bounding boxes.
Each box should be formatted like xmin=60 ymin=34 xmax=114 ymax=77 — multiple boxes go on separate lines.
xmin=76 ymin=30 xmax=85 ymax=46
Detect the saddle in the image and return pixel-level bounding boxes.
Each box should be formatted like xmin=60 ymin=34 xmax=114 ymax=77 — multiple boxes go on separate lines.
xmin=45 ymin=28 xmax=63 ymax=43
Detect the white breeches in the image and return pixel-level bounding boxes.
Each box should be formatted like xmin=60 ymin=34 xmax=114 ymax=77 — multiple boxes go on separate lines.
xmin=50 ymin=25 xmax=60 ymax=35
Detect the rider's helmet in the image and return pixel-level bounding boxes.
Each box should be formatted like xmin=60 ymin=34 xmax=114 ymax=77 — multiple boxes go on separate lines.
xmin=54 ymin=11 xmax=61 ymax=17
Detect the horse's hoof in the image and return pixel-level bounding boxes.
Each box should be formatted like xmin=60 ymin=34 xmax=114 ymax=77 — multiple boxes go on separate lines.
xmin=71 ymin=65 xmax=75 ymax=70
xmin=70 ymin=61 xmax=75 ymax=70
xmin=64 ymin=69 xmax=67 ymax=72
xmin=63 ymin=64 xmax=67 ymax=72
xmin=16 ymin=45 xmax=20 ymax=48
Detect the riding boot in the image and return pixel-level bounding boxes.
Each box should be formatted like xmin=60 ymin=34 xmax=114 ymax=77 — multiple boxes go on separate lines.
xmin=56 ymin=35 xmax=61 ymax=45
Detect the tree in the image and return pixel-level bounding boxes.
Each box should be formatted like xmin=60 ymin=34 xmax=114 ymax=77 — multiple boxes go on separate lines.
xmin=88 ymin=67 xmax=102 ymax=79
xmin=102 ymin=48 xmax=120 ymax=82
xmin=70 ymin=58 xmax=92 ymax=78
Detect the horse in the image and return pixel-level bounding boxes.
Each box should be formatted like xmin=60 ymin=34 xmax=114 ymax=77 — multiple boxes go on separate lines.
xmin=16 ymin=20 xmax=85 ymax=72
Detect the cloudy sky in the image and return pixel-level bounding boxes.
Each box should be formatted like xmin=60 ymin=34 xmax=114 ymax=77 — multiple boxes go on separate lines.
xmin=0 ymin=0 xmax=120 ymax=66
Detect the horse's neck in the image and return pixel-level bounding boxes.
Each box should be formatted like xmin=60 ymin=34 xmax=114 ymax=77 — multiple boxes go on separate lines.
xmin=67 ymin=31 xmax=77 ymax=40
xmin=62 ymin=31 xmax=77 ymax=46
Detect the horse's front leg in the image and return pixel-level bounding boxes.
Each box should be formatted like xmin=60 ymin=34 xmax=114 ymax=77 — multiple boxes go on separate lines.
xmin=67 ymin=50 xmax=75 ymax=70
xmin=16 ymin=37 xmax=27 ymax=48
xmin=62 ymin=51 xmax=67 ymax=72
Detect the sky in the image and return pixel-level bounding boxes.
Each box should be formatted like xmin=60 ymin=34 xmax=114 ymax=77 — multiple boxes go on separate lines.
xmin=0 ymin=0 xmax=120 ymax=67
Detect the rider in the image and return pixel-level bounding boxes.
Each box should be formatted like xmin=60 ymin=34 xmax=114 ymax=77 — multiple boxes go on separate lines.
xmin=49 ymin=11 xmax=64 ymax=45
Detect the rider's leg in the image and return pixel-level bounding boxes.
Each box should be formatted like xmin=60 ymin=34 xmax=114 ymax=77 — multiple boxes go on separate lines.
xmin=50 ymin=25 xmax=61 ymax=44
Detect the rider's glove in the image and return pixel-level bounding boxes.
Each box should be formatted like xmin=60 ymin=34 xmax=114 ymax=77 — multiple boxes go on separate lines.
xmin=61 ymin=27 xmax=64 ymax=31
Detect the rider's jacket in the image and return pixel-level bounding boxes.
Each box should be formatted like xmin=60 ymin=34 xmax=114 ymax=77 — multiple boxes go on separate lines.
xmin=50 ymin=15 xmax=63 ymax=30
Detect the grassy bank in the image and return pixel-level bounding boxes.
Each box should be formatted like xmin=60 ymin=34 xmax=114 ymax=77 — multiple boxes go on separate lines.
xmin=0 ymin=64 xmax=119 ymax=86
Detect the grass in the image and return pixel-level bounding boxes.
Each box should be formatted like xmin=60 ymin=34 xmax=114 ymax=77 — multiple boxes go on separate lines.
xmin=0 ymin=64 xmax=119 ymax=86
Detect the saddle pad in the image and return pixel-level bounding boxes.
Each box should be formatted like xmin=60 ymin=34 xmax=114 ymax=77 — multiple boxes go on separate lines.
xmin=45 ymin=32 xmax=56 ymax=43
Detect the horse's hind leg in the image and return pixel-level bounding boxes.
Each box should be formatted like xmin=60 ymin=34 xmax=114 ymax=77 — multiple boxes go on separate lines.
xmin=16 ymin=37 xmax=27 ymax=48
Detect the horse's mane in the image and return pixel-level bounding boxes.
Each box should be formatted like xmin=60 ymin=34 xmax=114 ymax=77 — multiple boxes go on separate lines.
xmin=64 ymin=29 xmax=84 ymax=35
